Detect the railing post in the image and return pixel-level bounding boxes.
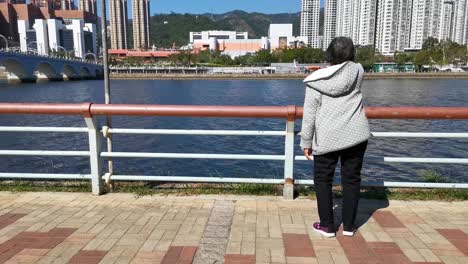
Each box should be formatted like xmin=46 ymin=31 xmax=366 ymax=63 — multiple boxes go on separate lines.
xmin=84 ymin=115 xmax=103 ymax=195
xmin=283 ymin=106 xmax=296 ymax=200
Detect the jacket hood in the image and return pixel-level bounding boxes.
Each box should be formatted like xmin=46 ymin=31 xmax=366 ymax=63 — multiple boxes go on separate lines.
xmin=303 ymin=61 xmax=363 ymax=97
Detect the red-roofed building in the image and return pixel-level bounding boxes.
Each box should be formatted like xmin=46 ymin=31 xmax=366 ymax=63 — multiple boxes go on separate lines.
xmin=109 ymin=49 xmax=181 ymax=59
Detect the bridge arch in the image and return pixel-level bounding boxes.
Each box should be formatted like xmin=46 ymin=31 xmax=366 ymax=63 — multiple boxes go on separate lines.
xmin=0 ymin=58 xmax=30 ymax=83
xmin=61 ymin=64 xmax=78 ymax=81
xmin=80 ymin=67 xmax=91 ymax=79
xmin=35 ymin=62 xmax=58 ymax=82
xmin=95 ymin=68 xmax=102 ymax=78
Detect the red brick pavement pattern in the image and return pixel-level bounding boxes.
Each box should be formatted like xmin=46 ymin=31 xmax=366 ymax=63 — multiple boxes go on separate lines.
xmin=437 ymin=229 xmax=468 ymax=255
xmin=224 ymin=254 xmax=256 ymax=264
xmin=160 ymin=246 xmax=198 ymax=264
xmin=69 ymin=250 xmax=107 ymax=264
xmin=0 ymin=213 xmax=26 ymax=230
xmin=373 ymin=211 xmax=405 ymax=228
xmin=0 ymin=228 xmax=76 ymax=263
xmin=283 ymin=233 xmax=315 ymax=257
xmin=338 ymin=233 xmax=444 ymax=264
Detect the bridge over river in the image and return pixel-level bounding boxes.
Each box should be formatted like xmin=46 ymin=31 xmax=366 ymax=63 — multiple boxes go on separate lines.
xmin=0 ymin=50 xmax=103 ymax=83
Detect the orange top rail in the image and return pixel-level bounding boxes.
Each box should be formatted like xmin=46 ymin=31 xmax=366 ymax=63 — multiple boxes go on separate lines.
xmin=0 ymin=103 xmax=468 ymax=119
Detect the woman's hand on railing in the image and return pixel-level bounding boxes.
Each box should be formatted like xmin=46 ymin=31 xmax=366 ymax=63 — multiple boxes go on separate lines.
xmin=303 ymin=148 xmax=312 ymax=161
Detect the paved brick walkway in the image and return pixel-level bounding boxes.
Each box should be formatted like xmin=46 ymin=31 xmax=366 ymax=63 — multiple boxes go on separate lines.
xmin=0 ymin=192 xmax=467 ymax=264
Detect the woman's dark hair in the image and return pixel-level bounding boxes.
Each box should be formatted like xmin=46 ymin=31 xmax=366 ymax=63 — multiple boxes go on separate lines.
xmin=325 ymin=37 xmax=355 ymax=65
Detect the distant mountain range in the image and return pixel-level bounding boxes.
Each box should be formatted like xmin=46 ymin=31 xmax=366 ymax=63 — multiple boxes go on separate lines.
xmin=126 ymin=9 xmax=324 ymax=48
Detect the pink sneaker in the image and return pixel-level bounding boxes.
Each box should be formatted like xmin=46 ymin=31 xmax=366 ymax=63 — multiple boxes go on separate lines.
xmin=312 ymin=222 xmax=336 ymax=238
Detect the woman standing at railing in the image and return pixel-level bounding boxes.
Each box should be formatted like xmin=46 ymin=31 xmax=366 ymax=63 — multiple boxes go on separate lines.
xmin=300 ymin=37 xmax=372 ymax=238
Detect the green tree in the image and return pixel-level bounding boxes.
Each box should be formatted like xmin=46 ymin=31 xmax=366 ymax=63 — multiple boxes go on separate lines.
xmin=355 ymin=46 xmax=376 ymax=71
xmin=413 ymin=50 xmax=432 ymax=71
xmin=253 ymin=49 xmax=273 ymax=65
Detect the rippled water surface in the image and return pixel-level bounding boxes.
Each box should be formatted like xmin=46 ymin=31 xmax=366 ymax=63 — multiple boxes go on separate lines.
xmin=0 ymin=79 xmax=467 ymax=183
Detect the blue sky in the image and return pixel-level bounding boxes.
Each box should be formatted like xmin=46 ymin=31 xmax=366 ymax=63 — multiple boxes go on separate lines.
xmin=149 ymin=0 xmax=302 ymax=14
xmin=28 ymin=0 xmax=325 ymax=17
xmin=92 ymin=0 xmax=324 ymax=18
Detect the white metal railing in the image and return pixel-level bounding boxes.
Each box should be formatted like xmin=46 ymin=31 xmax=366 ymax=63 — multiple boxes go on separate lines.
xmin=0 ymin=104 xmax=467 ymax=199
xmin=1 ymin=123 xmax=468 ymax=193
xmin=0 ymin=50 xmax=100 ymax=65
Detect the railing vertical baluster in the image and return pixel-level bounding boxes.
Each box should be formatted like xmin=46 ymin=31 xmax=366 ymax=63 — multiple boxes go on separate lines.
xmin=85 ymin=116 xmax=103 ymax=195
xmin=283 ymin=106 xmax=296 ymax=200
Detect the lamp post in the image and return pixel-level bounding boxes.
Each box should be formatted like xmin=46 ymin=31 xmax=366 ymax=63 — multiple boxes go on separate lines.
xmin=100 ymin=0 xmax=114 ymax=188
xmin=84 ymin=52 xmax=97 ymax=63
xmin=27 ymin=41 xmax=37 ymax=51
xmin=56 ymin=45 xmax=67 ymax=58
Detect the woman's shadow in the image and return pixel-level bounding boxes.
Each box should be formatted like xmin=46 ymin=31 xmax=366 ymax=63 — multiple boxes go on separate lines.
xmin=332 ymin=188 xmax=390 ymax=231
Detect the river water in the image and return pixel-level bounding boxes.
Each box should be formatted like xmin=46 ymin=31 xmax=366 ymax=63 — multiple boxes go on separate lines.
xmin=0 ymin=79 xmax=467 ymax=184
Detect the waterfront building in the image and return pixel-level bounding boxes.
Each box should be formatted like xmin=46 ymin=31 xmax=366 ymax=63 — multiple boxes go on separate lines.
xmin=79 ymin=0 xmax=97 ymax=15
xmin=323 ymin=0 xmax=337 ymax=50
xmin=268 ymin=24 xmax=308 ymax=50
xmin=189 ymin=31 xmax=248 ymax=43
xmin=109 ymin=0 xmax=128 ymax=49
xmin=190 ymin=25 xmax=307 ymax=58
xmin=132 ymin=0 xmax=150 ymax=50
xmin=1 ymin=1 xmax=97 ymax=43
xmin=18 ymin=18 xmax=97 ymax=58
xmin=300 ymin=0 xmax=320 ymax=48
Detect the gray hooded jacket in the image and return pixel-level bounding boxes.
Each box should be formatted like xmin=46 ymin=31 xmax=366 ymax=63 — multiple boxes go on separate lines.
xmin=299 ymin=61 xmax=371 ymax=155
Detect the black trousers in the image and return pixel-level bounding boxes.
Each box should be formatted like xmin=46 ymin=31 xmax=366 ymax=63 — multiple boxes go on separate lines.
xmin=313 ymin=141 xmax=368 ymax=232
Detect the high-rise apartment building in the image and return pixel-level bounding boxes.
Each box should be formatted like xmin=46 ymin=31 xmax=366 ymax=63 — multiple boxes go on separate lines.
xmin=376 ymin=0 xmax=400 ymax=55
xmin=439 ymin=0 xmax=456 ymax=41
xmin=452 ymin=0 xmax=467 ymax=44
xmin=109 ymin=0 xmax=128 ymax=49
xmin=396 ymin=0 xmax=412 ymax=51
xmin=79 ymin=0 xmax=97 ymax=15
xmin=336 ymin=1 xmax=359 ymax=41
xmin=357 ymin=0 xmax=378 ymax=47
xmin=409 ymin=0 xmax=436 ymax=49
xmin=465 ymin=0 xmax=468 ymax=44
xmin=300 ymin=0 xmax=320 ymax=48
xmin=132 ymin=0 xmax=150 ymax=50
xmin=323 ymin=0 xmax=337 ymax=50
xmin=335 ymin=0 xmax=378 ymax=47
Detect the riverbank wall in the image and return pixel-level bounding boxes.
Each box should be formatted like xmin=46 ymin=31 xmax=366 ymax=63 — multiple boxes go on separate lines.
xmin=110 ymin=72 xmax=468 ymax=80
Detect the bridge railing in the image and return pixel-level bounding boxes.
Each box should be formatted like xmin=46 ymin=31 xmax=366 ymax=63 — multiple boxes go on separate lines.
xmin=0 ymin=49 xmax=99 ymax=64
xmin=0 ymin=103 xmax=467 ymax=199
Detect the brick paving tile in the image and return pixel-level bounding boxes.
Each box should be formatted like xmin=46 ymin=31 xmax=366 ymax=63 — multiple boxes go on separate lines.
xmin=373 ymin=211 xmax=405 ymax=228
xmin=160 ymin=246 xmax=198 ymax=264
xmin=1 ymin=194 xmax=468 ymax=263
xmin=0 ymin=228 xmax=76 ymax=263
xmin=283 ymin=233 xmax=315 ymax=257
xmin=338 ymin=233 xmax=414 ymax=264
xmin=437 ymin=229 xmax=468 ymax=255
xmin=224 ymin=254 xmax=256 ymax=264
xmin=0 ymin=214 xmax=26 ymax=230
xmin=68 ymin=250 xmax=107 ymax=264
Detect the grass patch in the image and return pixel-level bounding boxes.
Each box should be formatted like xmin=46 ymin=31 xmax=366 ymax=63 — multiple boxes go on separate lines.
xmin=0 ymin=180 xmax=467 ymax=201
xmin=418 ymin=169 xmax=449 ymax=183
xmin=112 ymin=182 xmax=282 ymax=198
xmin=0 ymin=180 xmax=91 ymax=193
